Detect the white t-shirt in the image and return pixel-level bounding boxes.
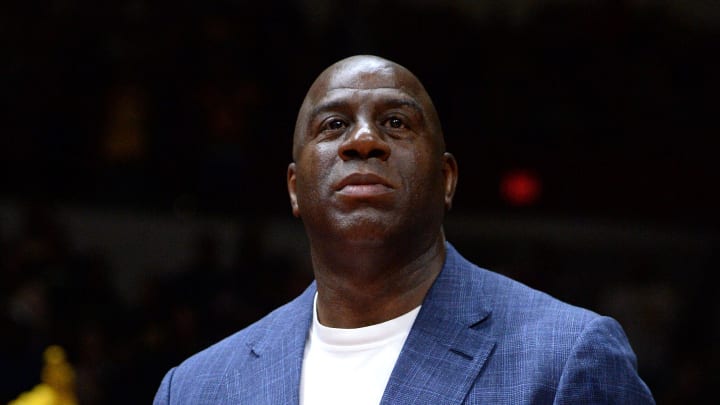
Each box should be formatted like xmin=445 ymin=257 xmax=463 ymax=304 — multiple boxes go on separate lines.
xmin=299 ymin=293 xmax=421 ymax=405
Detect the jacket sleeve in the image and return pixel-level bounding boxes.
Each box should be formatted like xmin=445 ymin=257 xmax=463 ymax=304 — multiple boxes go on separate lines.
xmin=554 ymin=316 xmax=655 ymax=404
xmin=153 ymin=367 xmax=176 ymax=405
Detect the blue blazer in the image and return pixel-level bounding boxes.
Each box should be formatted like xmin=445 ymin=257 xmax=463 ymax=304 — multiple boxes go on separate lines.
xmin=154 ymin=243 xmax=654 ymax=404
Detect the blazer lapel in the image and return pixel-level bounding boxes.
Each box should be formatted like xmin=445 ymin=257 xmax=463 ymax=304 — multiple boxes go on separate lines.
xmin=380 ymin=243 xmax=496 ymax=405
xmin=227 ymin=283 xmax=316 ymax=405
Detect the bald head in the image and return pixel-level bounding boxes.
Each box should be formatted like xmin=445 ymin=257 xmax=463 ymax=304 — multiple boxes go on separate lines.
xmin=292 ymin=55 xmax=444 ymax=159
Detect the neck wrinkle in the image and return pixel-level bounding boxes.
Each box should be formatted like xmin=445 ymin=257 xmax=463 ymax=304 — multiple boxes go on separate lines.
xmin=312 ymin=235 xmax=446 ymax=328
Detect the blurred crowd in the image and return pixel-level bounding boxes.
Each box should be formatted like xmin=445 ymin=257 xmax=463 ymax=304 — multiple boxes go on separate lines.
xmin=0 ymin=201 xmax=312 ymax=403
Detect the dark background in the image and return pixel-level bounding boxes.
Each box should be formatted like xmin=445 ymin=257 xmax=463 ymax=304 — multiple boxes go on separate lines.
xmin=1 ymin=0 xmax=718 ymax=403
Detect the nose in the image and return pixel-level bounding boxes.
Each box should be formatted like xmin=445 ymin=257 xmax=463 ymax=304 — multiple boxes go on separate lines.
xmin=338 ymin=122 xmax=391 ymax=161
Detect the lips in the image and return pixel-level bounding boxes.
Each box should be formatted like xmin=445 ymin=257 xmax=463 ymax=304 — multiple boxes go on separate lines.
xmin=335 ymin=173 xmax=394 ymax=197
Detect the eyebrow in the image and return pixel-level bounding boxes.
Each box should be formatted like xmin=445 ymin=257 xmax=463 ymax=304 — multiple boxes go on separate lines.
xmin=308 ymin=100 xmax=350 ymax=120
xmin=383 ymin=98 xmax=424 ymax=115
xmin=308 ymin=97 xmax=425 ymax=121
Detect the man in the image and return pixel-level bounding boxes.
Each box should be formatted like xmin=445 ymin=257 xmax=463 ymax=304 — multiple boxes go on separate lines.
xmin=154 ymin=55 xmax=654 ymax=404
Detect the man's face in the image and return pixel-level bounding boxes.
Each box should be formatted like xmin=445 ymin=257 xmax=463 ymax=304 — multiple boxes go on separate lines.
xmin=287 ymin=56 xmax=457 ymax=247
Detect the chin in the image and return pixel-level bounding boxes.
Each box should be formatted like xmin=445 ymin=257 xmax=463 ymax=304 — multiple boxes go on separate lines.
xmin=343 ymin=225 xmax=420 ymax=251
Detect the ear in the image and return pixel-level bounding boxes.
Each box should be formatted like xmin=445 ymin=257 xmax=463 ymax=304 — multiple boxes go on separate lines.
xmin=287 ymin=163 xmax=300 ymax=217
xmin=442 ymin=152 xmax=458 ymax=211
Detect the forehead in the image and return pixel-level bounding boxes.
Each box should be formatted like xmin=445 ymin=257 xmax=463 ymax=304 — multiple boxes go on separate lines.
xmin=303 ymin=58 xmax=430 ymax=113
xmin=321 ymin=59 xmax=407 ymax=90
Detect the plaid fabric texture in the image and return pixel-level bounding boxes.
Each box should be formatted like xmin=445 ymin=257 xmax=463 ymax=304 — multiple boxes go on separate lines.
xmin=154 ymin=243 xmax=654 ymax=404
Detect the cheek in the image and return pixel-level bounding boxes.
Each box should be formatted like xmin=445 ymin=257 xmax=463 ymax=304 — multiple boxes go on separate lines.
xmin=314 ymin=142 xmax=339 ymax=162
xmin=404 ymin=147 xmax=445 ymax=201
xmin=405 ymin=144 xmax=438 ymax=177
xmin=296 ymin=145 xmax=337 ymax=194
xmin=309 ymin=145 xmax=337 ymax=178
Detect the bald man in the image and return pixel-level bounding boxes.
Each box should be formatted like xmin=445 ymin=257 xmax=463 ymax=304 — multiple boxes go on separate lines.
xmin=154 ymin=56 xmax=654 ymax=404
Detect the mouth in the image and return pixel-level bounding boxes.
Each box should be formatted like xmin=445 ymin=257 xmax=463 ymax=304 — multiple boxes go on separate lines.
xmin=335 ymin=173 xmax=395 ymax=197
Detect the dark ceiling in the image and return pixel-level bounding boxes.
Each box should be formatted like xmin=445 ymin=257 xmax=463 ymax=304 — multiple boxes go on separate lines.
xmin=3 ymin=0 xmax=718 ymax=226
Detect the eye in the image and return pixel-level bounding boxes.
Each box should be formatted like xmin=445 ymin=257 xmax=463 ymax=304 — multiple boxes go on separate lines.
xmin=325 ymin=119 xmax=346 ymax=131
xmin=386 ymin=117 xmax=406 ymax=129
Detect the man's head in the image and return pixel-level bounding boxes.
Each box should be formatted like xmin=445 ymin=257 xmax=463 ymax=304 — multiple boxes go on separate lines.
xmin=287 ymin=55 xmax=458 ymax=251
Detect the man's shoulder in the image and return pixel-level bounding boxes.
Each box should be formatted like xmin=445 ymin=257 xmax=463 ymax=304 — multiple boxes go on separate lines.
xmin=442 ymin=242 xmax=602 ymax=334
xmin=450 ymin=244 xmax=645 ymax=381
xmin=448 ymin=259 xmax=653 ymax=402
xmin=154 ymin=284 xmax=316 ymax=403
xmin=168 ymin=283 xmax=315 ymax=380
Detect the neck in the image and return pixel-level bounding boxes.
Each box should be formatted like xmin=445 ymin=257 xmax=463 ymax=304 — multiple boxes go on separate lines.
xmin=310 ymin=233 xmax=446 ymax=328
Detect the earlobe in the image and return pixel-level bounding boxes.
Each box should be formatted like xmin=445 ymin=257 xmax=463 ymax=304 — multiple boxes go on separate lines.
xmin=442 ymin=153 xmax=458 ymax=210
xmin=287 ymin=163 xmax=300 ymax=217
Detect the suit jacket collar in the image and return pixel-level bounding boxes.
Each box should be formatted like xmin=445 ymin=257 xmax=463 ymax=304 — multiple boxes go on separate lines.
xmin=241 ymin=242 xmax=494 ymax=405
xmin=381 ymin=242 xmax=496 ymax=404
xmin=240 ymin=282 xmax=316 ymax=404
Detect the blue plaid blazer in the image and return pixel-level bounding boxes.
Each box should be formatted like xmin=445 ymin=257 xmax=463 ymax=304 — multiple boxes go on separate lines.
xmin=154 ymin=242 xmax=654 ymax=404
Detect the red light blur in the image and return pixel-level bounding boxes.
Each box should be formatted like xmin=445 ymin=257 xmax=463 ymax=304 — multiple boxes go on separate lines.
xmin=500 ymin=169 xmax=541 ymax=206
